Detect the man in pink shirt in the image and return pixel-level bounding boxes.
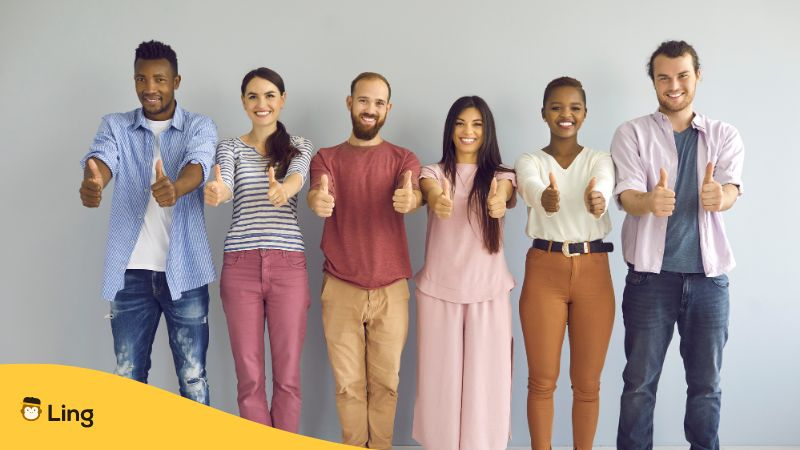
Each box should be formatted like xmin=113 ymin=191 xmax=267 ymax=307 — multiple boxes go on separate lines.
xmin=307 ymin=72 xmax=421 ymax=450
xmin=611 ymin=41 xmax=745 ymax=450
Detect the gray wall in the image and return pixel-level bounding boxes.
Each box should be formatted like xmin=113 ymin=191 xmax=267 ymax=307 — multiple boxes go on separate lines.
xmin=1 ymin=0 xmax=798 ymax=446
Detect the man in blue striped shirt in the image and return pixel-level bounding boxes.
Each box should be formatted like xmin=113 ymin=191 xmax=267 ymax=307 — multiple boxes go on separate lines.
xmin=79 ymin=40 xmax=217 ymax=405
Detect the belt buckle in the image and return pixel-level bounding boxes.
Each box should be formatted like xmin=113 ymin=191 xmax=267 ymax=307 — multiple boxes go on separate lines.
xmin=562 ymin=241 xmax=578 ymax=257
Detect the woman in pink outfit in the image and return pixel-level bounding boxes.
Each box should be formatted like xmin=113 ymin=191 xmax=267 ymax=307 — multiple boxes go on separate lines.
xmin=412 ymin=96 xmax=516 ymax=450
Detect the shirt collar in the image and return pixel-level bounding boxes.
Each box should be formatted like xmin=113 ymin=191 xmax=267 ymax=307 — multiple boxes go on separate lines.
xmin=131 ymin=101 xmax=184 ymax=131
xmin=651 ymin=109 xmax=707 ymax=133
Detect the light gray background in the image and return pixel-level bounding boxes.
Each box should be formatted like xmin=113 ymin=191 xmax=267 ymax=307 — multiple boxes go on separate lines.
xmin=1 ymin=0 xmax=798 ymax=446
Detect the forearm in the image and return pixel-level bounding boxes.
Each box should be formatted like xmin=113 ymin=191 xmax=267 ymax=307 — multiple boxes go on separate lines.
xmin=721 ymin=184 xmax=739 ymax=211
xmin=174 ymin=163 xmax=204 ymax=198
xmin=282 ymin=173 xmax=304 ymax=199
xmin=619 ymin=189 xmax=653 ymax=216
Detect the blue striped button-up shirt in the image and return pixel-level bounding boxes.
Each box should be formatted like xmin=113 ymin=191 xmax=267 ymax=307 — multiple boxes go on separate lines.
xmin=81 ymin=104 xmax=217 ymax=300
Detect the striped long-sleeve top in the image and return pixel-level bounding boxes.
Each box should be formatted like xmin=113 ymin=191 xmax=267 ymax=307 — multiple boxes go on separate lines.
xmin=216 ymin=136 xmax=313 ymax=253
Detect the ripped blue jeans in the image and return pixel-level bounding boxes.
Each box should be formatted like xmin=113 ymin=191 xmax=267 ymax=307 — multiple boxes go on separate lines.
xmin=110 ymin=269 xmax=210 ymax=405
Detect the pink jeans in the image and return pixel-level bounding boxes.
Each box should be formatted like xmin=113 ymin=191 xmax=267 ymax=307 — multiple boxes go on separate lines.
xmin=220 ymin=249 xmax=311 ymax=431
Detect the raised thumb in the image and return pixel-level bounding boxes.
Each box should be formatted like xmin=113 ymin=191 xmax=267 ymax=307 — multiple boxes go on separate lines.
xmin=320 ymin=174 xmax=329 ymax=195
xmin=703 ymin=162 xmax=714 ymax=185
xmin=548 ymin=172 xmax=558 ymax=191
xmin=657 ymin=168 xmax=668 ymax=188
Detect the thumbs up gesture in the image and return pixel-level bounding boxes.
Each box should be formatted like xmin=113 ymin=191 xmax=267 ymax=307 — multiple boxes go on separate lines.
xmin=487 ymin=177 xmax=506 ymax=219
xmin=393 ymin=170 xmax=416 ymax=214
xmin=310 ymin=174 xmax=335 ymax=217
xmin=649 ymin=168 xmax=676 ymax=217
xmin=152 ymin=159 xmax=177 ymax=207
xmin=430 ymin=177 xmax=453 ymax=219
xmin=541 ymin=172 xmax=560 ymax=213
xmin=267 ymin=166 xmax=289 ymax=207
xmin=204 ymin=164 xmax=230 ymax=207
xmin=700 ymin=162 xmax=723 ymax=212
xmin=584 ymin=177 xmax=605 ymax=218
xmin=80 ymin=159 xmax=105 ymax=208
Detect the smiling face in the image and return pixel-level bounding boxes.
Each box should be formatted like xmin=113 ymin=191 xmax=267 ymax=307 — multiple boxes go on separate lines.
xmin=452 ymin=107 xmax=484 ymax=163
xmin=22 ymin=405 xmax=40 ymax=420
xmin=652 ymin=52 xmax=700 ymax=114
xmin=347 ymin=77 xmax=391 ymax=142
xmin=134 ymin=58 xmax=180 ymax=121
xmin=541 ymin=86 xmax=586 ymax=139
xmin=241 ymin=76 xmax=285 ymax=130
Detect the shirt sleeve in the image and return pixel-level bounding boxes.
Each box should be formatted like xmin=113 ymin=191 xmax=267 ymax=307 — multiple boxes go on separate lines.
xmin=215 ymin=139 xmax=236 ymax=203
xmin=285 ymin=137 xmax=314 ymax=185
xmin=610 ymin=122 xmax=648 ymax=209
xmin=713 ymin=124 xmax=745 ymax=195
xmin=590 ymin=151 xmax=615 ymax=216
xmin=309 ymin=151 xmax=335 ymax=197
xmin=397 ymin=150 xmax=422 ymax=190
xmin=180 ymin=115 xmax=218 ymax=186
xmin=81 ymin=115 xmax=120 ymax=176
xmin=495 ymin=167 xmax=517 ymax=209
xmin=515 ymin=153 xmax=547 ymax=210
xmin=419 ymin=164 xmax=441 ymax=181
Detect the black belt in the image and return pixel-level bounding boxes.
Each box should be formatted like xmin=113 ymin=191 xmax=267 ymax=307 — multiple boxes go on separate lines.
xmin=532 ymin=238 xmax=614 ymax=257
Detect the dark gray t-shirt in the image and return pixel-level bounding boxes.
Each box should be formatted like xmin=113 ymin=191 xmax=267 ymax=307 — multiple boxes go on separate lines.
xmin=662 ymin=127 xmax=705 ymax=273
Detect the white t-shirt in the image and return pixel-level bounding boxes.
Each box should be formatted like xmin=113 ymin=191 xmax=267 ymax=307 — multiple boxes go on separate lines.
xmin=127 ymin=119 xmax=173 ymax=271
xmin=515 ymin=147 xmax=614 ymax=242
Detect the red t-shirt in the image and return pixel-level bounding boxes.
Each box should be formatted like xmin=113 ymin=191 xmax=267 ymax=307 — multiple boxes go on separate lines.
xmin=310 ymin=140 xmax=421 ymax=289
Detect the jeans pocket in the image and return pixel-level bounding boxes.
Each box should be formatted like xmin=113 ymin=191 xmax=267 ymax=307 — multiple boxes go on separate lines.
xmin=222 ymin=251 xmax=244 ymax=268
xmin=710 ymin=273 xmax=729 ymax=288
xmin=285 ymin=251 xmax=307 ymax=269
xmin=625 ymin=269 xmax=651 ymax=286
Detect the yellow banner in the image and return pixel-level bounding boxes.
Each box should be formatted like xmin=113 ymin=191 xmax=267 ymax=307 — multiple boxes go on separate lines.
xmin=1 ymin=364 xmax=358 ymax=449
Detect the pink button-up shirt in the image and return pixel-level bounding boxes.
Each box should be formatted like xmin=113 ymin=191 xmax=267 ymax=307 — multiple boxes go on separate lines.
xmin=611 ymin=111 xmax=745 ymax=277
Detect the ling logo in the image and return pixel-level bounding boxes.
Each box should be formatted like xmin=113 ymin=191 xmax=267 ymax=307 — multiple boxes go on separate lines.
xmin=20 ymin=396 xmax=95 ymax=428
xmin=21 ymin=397 xmax=42 ymax=421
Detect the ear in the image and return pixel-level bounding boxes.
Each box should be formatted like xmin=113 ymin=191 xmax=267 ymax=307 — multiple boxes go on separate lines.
xmin=385 ymin=101 xmax=393 ymax=114
xmin=541 ymin=107 xmax=545 ymax=120
xmin=173 ymin=74 xmax=182 ymax=90
xmin=241 ymin=94 xmax=247 ymax=110
xmin=697 ymin=69 xmax=703 ymax=82
xmin=279 ymin=91 xmax=286 ymax=108
xmin=346 ymin=95 xmax=353 ymax=111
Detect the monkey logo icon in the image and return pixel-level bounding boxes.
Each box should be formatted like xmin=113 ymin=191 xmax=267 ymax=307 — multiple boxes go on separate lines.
xmin=22 ymin=397 xmax=42 ymax=421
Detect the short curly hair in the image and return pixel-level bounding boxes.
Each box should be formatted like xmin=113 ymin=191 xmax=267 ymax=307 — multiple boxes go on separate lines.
xmin=134 ymin=40 xmax=178 ymax=75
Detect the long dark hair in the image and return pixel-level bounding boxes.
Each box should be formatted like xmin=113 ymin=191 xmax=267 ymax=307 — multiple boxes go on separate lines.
xmin=241 ymin=67 xmax=299 ymax=178
xmin=440 ymin=96 xmax=513 ymax=254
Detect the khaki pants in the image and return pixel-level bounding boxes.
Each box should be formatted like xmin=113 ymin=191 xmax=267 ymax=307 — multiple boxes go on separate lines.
xmin=321 ymin=273 xmax=409 ymax=450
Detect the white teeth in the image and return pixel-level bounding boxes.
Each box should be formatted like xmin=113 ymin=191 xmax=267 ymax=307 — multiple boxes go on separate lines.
xmin=255 ymin=111 xmax=270 ymax=116
xmin=667 ymin=93 xmax=682 ymax=98
xmin=460 ymin=138 xmax=476 ymax=144
xmin=558 ymin=122 xmax=573 ymax=127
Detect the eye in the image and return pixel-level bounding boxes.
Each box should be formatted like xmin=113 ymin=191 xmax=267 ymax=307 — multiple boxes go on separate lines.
xmin=267 ymin=93 xmax=275 ymax=98
xmin=571 ymin=106 xmax=582 ymax=112
xmin=473 ymin=121 xmax=483 ymax=128
xmin=376 ymin=101 xmax=385 ymax=107
xmin=550 ymin=106 xmax=561 ymax=111
xmin=358 ymin=98 xmax=367 ymax=104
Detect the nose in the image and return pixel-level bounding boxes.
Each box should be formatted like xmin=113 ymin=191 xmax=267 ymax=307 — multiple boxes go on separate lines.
xmin=144 ymin=79 xmax=158 ymax=93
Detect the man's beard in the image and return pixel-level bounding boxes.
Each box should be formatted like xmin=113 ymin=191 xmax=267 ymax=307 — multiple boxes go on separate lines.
xmin=658 ymin=91 xmax=694 ymax=114
xmin=351 ymin=112 xmax=385 ymax=141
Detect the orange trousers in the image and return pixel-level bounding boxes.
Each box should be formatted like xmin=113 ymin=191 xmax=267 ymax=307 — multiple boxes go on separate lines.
xmin=519 ymin=248 xmax=615 ymax=450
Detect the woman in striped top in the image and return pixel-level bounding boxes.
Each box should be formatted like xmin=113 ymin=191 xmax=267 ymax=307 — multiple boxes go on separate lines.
xmin=204 ymin=67 xmax=313 ymax=431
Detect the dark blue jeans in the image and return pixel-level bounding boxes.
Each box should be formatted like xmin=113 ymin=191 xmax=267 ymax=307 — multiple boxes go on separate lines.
xmin=110 ymin=269 xmax=210 ymax=405
xmin=617 ymin=267 xmax=729 ymax=450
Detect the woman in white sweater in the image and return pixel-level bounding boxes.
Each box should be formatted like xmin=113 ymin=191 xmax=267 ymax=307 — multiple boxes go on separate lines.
xmin=515 ymin=77 xmax=615 ymax=450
